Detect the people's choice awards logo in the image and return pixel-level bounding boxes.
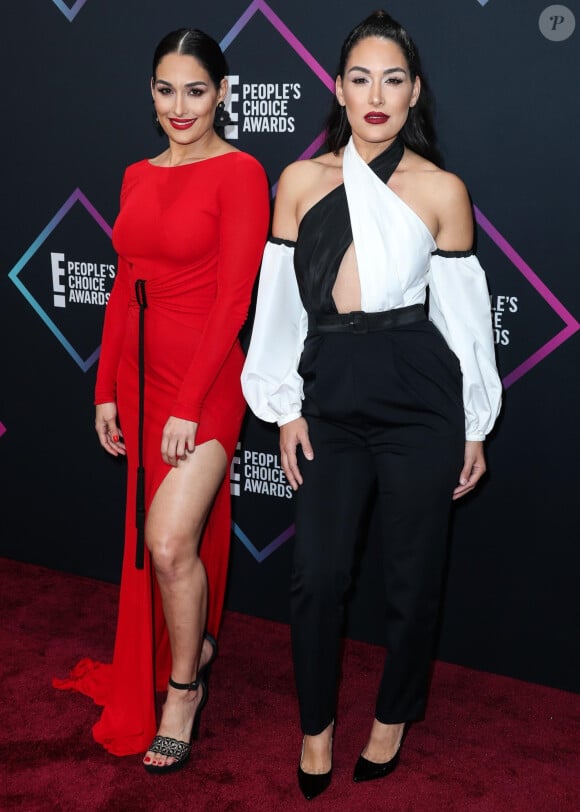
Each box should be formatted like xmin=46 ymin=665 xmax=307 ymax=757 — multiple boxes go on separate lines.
xmin=225 ymin=75 xmax=302 ymax=139
xmin=230 ymin=436 xmax=296 ymax=563
xmin=8 ymin=189 xmax=116 ymax=371
xmin=230 ymin=442 xmax=293 ymax=499
xmin=475 ymin=207 xmax=579 ymax=389
xmin=220 ymin=0 xmax=334 ymax=183
xmin=539 ymin=5 xmax=576 ymax=40
xmin=51 ymin=254 xmax=115 ymax=309
xmin=491 ymin=295 xmax=518 ymax=347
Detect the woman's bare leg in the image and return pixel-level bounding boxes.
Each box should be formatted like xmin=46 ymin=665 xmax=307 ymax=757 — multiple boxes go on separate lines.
xmin=143 ymin=439 xmax=227 ymax=768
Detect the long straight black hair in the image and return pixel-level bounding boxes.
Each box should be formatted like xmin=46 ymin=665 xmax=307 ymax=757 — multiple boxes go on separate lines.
xmin=326 ymin=10 xmax=440 ymax=165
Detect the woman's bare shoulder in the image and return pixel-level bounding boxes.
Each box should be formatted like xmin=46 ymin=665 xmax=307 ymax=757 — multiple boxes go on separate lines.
xmin=403 ymin=151 xmax=469 ymax=203
xmin=401 ymin=150 xmax=470 ymax=210
xmin=279 ymin=151 xmax=341 ymax=187
xmin=406 ymin=159 xmax=473 ymax=248
xmin=274 ymin=153 xmax=343 ymax=240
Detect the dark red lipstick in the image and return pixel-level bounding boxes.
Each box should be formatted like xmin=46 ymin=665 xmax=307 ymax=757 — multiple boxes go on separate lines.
xmin=364 ymin=112 xmax=390 ymax=125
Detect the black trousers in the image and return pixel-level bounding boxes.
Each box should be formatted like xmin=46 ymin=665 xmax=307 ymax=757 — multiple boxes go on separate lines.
xmin=290 ymin=317 xmax=465 ymax=735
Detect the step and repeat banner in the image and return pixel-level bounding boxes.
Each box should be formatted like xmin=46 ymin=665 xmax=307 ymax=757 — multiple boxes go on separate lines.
xmin=1 ymin=0 xmax=578 ymax=692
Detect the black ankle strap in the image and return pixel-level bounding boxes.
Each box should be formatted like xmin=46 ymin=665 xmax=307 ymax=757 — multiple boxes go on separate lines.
xmin=168 ymin=676 xmax=200 ymax=691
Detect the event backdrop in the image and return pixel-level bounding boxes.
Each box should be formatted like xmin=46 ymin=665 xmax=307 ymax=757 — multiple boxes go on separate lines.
xmin=1 ymin=0 xmax=578 ymax=693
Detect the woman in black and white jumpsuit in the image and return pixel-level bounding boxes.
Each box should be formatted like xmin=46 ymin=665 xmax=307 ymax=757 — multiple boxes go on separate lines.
xmin=242 ymin=10 xmax=502 ymax=800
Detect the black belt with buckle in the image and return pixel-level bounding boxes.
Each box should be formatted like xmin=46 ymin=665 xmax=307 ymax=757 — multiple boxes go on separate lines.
xmin=307 ymin=304 xmax=425 ymax=336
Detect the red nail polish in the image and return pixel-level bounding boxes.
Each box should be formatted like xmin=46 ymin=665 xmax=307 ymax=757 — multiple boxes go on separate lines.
xmin=144 ymin=756 xmax=151 ymax=763
xmin=112 ymin=435 xmax=119 ymax=442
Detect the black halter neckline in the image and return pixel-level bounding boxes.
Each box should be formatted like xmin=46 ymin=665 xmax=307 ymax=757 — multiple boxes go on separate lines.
xmin=294 ymin=137 xmax=405 ymax=316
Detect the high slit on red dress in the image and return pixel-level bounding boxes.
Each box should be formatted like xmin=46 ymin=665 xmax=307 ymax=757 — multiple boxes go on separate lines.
xmin=53 ymin=151 xmax=270 ymax=755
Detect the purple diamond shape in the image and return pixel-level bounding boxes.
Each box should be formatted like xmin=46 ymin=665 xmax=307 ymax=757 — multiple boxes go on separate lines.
xmin=221 ymin=0 xmax=334 ymax=91
xmin=51 ymin=0 xmax=89 ymax=22
xmin=221 ymin=0 xmax=333 ymax=187
xmin=232 ymin=521 xmax=295 ymax=563
xmin=8 ymin=188 xmax=113 ymax=372
xmin=475 ymin=207 xmax=580 ymax=389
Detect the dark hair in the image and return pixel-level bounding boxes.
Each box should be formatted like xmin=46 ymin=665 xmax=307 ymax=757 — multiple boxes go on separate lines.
xmin=326 ymin=10 xmax=440 ymax=164
xmin=151 ymin=28 xmax=230 ymax=135
xmin=152 ymin=28 xmax=228 ymax=87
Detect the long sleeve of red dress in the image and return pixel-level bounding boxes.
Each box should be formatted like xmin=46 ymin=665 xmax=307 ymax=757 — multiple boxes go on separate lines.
xmin=171 ymin=156 xmax=270 ymax=421
xmin=94 ymin=175 xmax=132 ymax=405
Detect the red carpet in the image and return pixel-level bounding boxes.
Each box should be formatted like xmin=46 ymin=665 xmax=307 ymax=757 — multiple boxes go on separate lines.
xmin=1 ymin=558 xmax=578 ymax=811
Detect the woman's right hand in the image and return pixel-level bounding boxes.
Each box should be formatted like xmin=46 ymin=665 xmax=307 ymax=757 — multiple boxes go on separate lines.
xmin=279 ymin=417 xmax=314 ymax=490
xmin=95 ymin=402 xmax=126 ymax=457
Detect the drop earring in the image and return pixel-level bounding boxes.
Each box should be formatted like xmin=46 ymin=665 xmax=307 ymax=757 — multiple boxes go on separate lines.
xmin=214 ymin=101 xmax=232 ymax=128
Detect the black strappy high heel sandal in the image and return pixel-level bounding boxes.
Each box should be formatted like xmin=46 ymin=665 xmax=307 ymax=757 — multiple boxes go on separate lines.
xmin=199 ymin=632 xmax=217 ymax=687
xmin=143 ymin=674 xmax=207 ymax=775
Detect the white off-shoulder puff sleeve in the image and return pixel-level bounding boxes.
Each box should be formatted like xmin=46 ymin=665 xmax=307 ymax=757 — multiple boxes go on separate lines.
xmin=242 ymin=240 xmax=308 ymax=426
xmin=428 ymin=251 xmax=502 ymax=441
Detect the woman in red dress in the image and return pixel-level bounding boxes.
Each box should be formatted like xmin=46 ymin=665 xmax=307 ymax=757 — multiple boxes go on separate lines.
xmin=55 ymin=29 xmax=269 ymax=771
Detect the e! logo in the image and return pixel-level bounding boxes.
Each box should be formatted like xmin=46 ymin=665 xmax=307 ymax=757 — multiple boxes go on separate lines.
xmin=224 ymin=75 xmax=240 ymax=140
xmin=230 ymin=442 xmax=241 ymax=496
xmin=539 ymin=5 xmax=576 ymax=41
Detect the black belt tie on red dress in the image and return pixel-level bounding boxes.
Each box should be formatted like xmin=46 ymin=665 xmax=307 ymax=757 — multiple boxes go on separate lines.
xmin=135 ymin=280 xmax=160 ymax=722
xmin=135 ymin=279 xmax=147 ymax=569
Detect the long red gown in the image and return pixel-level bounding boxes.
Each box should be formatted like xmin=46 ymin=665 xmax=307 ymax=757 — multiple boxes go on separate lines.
xmin=53 ymin=151 xmax=270 ymax=755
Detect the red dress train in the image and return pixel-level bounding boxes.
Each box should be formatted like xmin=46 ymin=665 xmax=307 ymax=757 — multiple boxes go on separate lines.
xmin=54 ymin=152 xmax=269 ymax=755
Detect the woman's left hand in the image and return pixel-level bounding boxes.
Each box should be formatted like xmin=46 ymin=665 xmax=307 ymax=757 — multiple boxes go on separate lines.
xmin=453 ymin=440 xmax=486 ymax=500
xmin=161 ymin=416 xmax=198 ymax=467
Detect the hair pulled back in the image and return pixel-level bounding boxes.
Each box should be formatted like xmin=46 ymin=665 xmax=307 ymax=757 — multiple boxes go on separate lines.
xmin=152 ymin=28 xmax=228 ymax=89
xmin=326 ymin=10 xmax=440 ymax=164
xmin=151 ymin=28 xmax=230 ymax=135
